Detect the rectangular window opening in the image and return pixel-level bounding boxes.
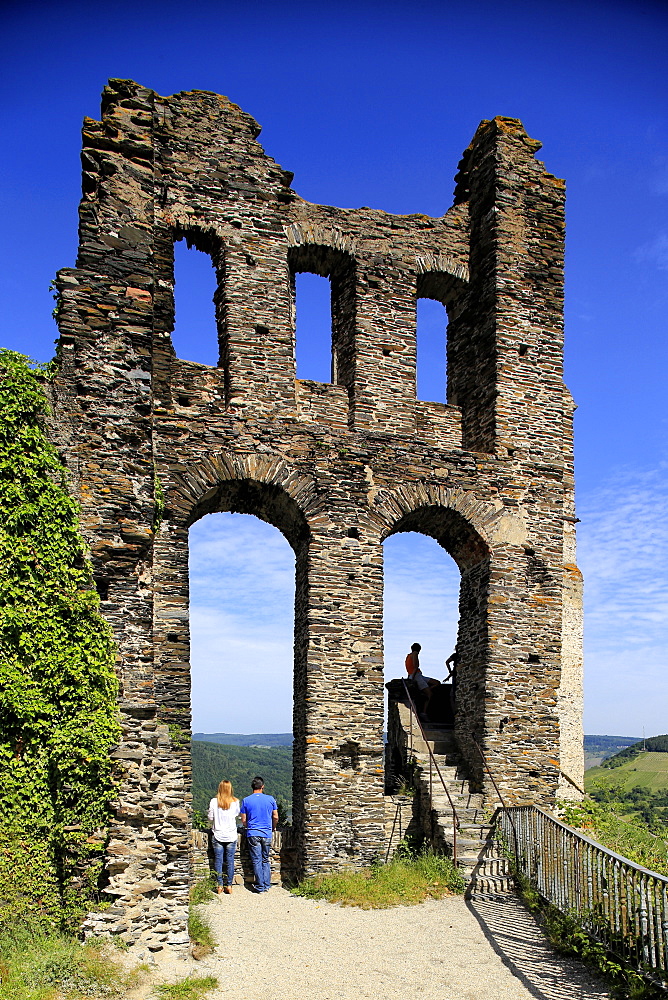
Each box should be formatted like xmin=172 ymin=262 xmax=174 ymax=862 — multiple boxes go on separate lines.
xmin=171 ymin=240 xmax=220 ymax=367
xmin=416 ymin=297 xmax=447 ymax=404
xmin=294 ymin=271 xmax=333 ymax=383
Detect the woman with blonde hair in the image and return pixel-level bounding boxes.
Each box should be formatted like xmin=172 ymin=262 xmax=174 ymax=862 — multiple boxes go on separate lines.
xmin=207 ymin=779 xmax=240 ymax=894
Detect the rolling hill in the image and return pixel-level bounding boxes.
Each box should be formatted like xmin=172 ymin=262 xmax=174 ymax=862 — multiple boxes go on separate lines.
xmin=583 ymin=734 xmax=642 ymax=771
xmin=191 ymin=740 xmax=292 ymax=815
xmin=585 ymin=745 xmax=668 ymax=796
xmin=601 ymin=734 xmax=668 ymax=768
xmin=193 ymin=732 xmax=292 ymax=747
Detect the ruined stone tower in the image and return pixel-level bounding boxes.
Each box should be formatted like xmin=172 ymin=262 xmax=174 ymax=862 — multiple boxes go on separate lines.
xmin=50 ymin=80 xmax=583 ymax=949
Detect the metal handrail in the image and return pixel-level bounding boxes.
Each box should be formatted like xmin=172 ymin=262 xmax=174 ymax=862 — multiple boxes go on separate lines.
xmin=559 ymin=768 xmax=586 ymax=796
xmin=500 ymin=804 xmax=668 ymax=986
xmin=385 ymin=798 xmax=406 ymax=863
xmin=402 ymin=679 xmax=460 ymax=862
xmin=471 ymin=735 xmax=520 ymax=867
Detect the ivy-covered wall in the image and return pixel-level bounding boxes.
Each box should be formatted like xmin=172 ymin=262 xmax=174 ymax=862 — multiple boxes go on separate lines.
xmin=0 ymin=350 xmax=120 ymax=929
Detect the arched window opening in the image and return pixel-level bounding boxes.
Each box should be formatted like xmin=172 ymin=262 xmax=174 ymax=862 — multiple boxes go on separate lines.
xmin=416 ymin=297 xmax=447 ymax=403
xmin=189 ymin=512 xmax=295 ymax=824
xmin=383 ymin=507 xmax=490 ymax=793
xmin=383 ymin=530 xmax=460 ymax=693
xmin=293 ymin=271 xmax=333 ymax=383
xmin=172 ymin=239 xmax=220 ymax=367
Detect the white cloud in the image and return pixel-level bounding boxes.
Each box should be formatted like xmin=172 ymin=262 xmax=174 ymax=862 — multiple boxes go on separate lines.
xmin=189 ymin=514 xmax=295 ymax=733
xmin=634 ymin=231 xmax=668 ymax=271
xmin=187 ymin=466 xmax=668 ymax=741
xmin=188 ymin=516 xmax=459 ymax=733
xmin=578 ymin=462 xmax=668 ymax=736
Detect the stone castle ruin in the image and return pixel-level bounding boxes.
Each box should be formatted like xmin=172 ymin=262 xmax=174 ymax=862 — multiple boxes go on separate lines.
xmin=49 ymin=80 xmax=583 ymax=949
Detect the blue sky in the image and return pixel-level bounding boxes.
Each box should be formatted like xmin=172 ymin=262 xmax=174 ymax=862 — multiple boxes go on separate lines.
xmin=2 ymin=0 xmax=667 ymax=736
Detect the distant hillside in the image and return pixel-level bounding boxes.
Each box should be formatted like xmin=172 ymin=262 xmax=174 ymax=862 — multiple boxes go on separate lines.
xmin=584 ymin=735 xmax=641 ymax=753
xmin=191 ymin=741 xmax=292 ymax=815
xmin=585 ymin=750 xmax=668 ymax=796
xmin=193 ymin=732 xmax=293 ymax=748
xmin=602 ymin=734 xmax=668 ymax=769
xmin=584 ymin=734 xmax=642 ymax=771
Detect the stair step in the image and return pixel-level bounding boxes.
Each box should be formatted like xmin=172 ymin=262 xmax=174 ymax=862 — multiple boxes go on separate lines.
xmin=467 ymin=876 xmax=515 ymax=896
xmin=457 ymin=856 xmax=510 ymax=871
xmin=392 ymin=708 xmax=511 ymax=890
xmin=436 ymin=834 xmax=486 ymax=848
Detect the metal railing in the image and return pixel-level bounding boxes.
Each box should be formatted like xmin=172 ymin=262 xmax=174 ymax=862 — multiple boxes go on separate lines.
xmin=401 ymin=679 xmax=460 ymax=862
xmin=471 ymin=736 xmax=519 ymax=867
xmin=499 ymin=805 xmax=668 ymax=985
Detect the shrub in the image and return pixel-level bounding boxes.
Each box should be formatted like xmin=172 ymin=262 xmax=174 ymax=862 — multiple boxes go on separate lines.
xmin=561 ymin=799 xmax=668 ymax=878
xmin=0 ymin=920 xmax=143 ymax=1000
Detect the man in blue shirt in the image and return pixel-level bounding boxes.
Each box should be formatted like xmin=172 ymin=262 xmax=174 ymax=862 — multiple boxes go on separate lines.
xmin=239 ymin=776 xmax=279 ymax=892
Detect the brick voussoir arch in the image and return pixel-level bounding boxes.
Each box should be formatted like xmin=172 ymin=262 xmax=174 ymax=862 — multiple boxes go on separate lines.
xmin=415 ymin=252 xmax=470 ymax=285
xmin=166 ymin=451 xmax=325 ymax=544
xmin=284 ymin=222 xmax=357 ymax=258
xmin=367 ymin=483 xmax=527 ymax=559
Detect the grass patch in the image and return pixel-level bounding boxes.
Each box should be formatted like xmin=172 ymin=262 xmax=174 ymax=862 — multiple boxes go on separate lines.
xmin=155 ymin=976 xmax=218 ymax=1000
xmin=291 ymin=852 xmax=465 ymax=909
xmin=0 ymin=921 xmax=144 ymax=1000
xmin=189 ymin=875 xmax=216 ymax=906
xmin=188 ymin=878 xmax=216 ymax=959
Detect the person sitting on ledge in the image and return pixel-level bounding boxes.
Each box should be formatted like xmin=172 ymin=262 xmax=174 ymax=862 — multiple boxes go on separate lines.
xmin=405 ymin=642 xmax=440 ymax=717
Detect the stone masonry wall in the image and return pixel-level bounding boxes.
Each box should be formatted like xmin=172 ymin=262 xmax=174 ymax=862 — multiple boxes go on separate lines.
xmin=48 ymin=80 xmax=583 ymax=949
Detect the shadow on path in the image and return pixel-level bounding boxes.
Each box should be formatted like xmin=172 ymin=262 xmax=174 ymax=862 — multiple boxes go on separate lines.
xmin=467 ymin=894 xmax=611 ymax=1000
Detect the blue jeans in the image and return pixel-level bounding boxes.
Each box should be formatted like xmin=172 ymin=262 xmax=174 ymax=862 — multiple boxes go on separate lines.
xmin=212 ymin=838 xmax=236 ymax=887
xmin=247 ymin=835 xmax=272 ymax=891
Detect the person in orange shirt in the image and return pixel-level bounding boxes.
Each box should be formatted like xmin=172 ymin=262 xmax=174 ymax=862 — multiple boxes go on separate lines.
xmin=405 ymin=642 xmax=439 ymax=714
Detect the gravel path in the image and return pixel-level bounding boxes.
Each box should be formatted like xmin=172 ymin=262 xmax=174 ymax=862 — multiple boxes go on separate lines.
xmin=158 ymin=886 xmax=612 ymax=1000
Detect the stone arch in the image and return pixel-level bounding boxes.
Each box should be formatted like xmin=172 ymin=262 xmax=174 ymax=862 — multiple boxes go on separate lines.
xmin=285 ymin=222 xmax=357 ymax=258
xmin=416 ymin=252 xmax=469 ymax=283
xmin=167 ymin=452 xmax=325 ymax=542
xmin=415 ymin=262 xmax=468 ymax=310
xmin=156 ymin=453 xmax=325 ymax=874
xmin=370 ymin=484 xmax=523 ymax=782
xmin=366 ymin=481 xmax=524 ymax=552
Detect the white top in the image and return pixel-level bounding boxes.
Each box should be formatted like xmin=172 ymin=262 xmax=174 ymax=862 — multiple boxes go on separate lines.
xmin=208 ymin=796 xmax=240 ymax=842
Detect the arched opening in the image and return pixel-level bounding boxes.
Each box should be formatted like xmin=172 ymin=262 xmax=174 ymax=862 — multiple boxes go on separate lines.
xmin=188 ymin=509 xmax=296 ymax=892
xmin=189 ymin=510 xmax=294 ymax=727
xmin=154 ymin=475 xmax=312 ymax=883
xmin=383 ymin=530 xmax=459 ymax=689
xmin=416 ymin=298 xmax=447 ymax=403
xmin=383 ymin=504 xmax=490 ymax=785
xmin=171 ymin=236 xmax=222 ymax=368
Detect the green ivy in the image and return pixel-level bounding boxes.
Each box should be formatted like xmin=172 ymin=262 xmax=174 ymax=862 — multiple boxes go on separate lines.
xmin=0 ymin=350 xmax=121 ymax=930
